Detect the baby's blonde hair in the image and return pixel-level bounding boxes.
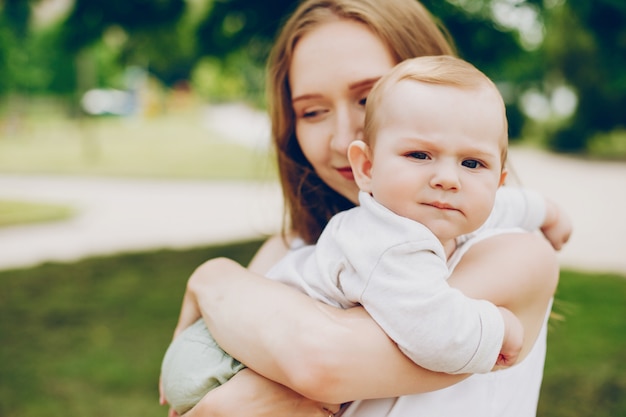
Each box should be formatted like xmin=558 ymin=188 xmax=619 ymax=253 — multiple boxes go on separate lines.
xmin=364 ymin=55 xmax=509 ymax=166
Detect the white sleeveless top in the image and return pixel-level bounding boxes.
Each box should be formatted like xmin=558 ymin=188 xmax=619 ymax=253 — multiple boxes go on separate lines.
xmin=341 ymin=228 xmax=553 ymax=417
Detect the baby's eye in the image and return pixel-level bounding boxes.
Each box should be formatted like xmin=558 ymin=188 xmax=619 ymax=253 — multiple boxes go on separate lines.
xmin=359 ymin=97 xmax=367 ymax=106
xmin=407 ymin=151 xmax=429 ymax=160
xmin=462 ymin=159 xmax=483 ymax=169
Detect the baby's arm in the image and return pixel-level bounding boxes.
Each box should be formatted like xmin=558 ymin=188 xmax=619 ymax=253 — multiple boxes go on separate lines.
xmin=540 ymin=198 xmax=572 ymax=250
xmin=487 ymin=187 xmax=571 ymax=249
xmin=495 ymin=306 xmax=524 ymax=368
xmin=352 ymin=239 xmax=509 ymax=375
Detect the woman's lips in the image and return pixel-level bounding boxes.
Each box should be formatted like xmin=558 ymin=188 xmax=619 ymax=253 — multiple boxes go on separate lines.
xmin=337 ymin=167 xmax=354 ymax=180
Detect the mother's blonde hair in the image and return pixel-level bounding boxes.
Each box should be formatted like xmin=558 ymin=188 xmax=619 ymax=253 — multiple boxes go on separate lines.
xmin=267 ymin=0 xmax=456 ymax=244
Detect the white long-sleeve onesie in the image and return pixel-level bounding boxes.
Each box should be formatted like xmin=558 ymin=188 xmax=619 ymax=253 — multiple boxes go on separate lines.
xmin=161 ymin=186 xmax=548 ymax=413
xmin=269 ymin=188 xmax=546 ymax=374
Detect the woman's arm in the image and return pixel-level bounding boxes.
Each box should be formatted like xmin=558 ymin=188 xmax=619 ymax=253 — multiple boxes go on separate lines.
xmin=183 ymin=369 xmax=341 ymax=417
xmin=188 ymin=258 xmax=463 ymax=403
xmin=187 ymin=232 xmax=558 ymax=404
xmin=448 ymin=232 xmax=559 ymax=359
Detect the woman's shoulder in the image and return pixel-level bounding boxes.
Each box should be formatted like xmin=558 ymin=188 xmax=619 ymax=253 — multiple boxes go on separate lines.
xmin=450 ymin=231 xmax=559 ymax=305
xmin=247 ymin=233 xmax=304 ymax=274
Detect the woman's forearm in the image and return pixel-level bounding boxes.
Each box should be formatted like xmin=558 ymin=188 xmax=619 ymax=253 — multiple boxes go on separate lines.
xmin=183 ymin=369 xmax=340 ymax=417
xmin=189 ymin=258 xmax=465 ymax=404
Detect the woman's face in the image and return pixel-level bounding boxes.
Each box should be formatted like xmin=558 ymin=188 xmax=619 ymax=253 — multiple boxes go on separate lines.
xmin=289 ymin=19 xmax=396 ymax=204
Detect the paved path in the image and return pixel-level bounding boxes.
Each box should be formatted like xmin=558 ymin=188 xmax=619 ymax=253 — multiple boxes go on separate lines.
xmin=0 ymin=146 xmax=625 ymax=275
xmin=0 ymin=177 xmax=282 ymax=270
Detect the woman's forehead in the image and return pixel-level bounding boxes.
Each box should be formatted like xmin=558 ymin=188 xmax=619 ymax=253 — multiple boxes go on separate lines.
xmin=289 ymin=19 xmax=395 ymax=96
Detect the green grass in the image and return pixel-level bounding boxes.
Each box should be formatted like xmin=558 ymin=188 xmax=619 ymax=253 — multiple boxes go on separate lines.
xmin=538 ymin=271 xmax=626 ymax=417
xmin=0 ymin=244 xmax=624 ymax=417
xmin=0 ymin=240 xmax=264 ymax=417
xmin=0 ymin=199 xmax=74 ymax=227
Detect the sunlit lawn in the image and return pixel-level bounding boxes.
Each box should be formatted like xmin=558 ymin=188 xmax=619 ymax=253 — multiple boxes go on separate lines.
xmin=0 ymin=242 xmax=624 ymax=417
xmin=0 ymin=199 xmax=74 ymax=227
xmin=0 ymin=102 xmax=276 ymax=225
xmin=0 ymin=103 xmax=276 ymax=180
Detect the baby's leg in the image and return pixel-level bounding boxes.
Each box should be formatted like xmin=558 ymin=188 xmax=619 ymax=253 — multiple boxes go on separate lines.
xmin=161 ymin=318 xmax=245 ymax=415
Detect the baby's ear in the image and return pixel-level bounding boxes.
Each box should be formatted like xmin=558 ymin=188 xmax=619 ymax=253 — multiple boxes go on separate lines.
xmin=499 ymin=168 xmax=508 ymax=187
xmin=348 ymin=140 xmax=373 ymax=193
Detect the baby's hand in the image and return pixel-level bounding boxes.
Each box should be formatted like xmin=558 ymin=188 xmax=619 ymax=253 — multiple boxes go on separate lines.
xmin=541 ymin=199 xmax=572 ymax=251
xmin=496 ymin=307 xmax=524 ymax=368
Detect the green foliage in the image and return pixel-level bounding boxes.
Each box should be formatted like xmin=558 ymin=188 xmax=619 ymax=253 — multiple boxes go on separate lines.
xmin=0 ymin=248 xmax=624 ymax=416
xmin=191 ymin=51 xmax=266 ymax=106
xmin=541 ymin=0 xmax=626 ymax=153
xmin=194 ymin=0 xmax=295 ymax=62
xmin=59 ymin=0 xmax=186 ymax=52
xmin=0 ymin=11 xmax=76 ymax=95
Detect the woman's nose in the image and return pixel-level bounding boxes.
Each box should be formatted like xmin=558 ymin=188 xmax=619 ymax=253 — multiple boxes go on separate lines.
xmin=330 ymin=106 xmax=364 ymax=155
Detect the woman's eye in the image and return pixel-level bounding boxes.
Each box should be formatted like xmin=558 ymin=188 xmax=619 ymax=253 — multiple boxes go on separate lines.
xmin=407 ymin=152 xmax=429 ymax=160
xmin=300 ymin=108 xmax=325 ymax=119
xmin=462 ymin=159 xmax=483 ymax=169
xmin=358 ymin=97 xmax=367 ymax=106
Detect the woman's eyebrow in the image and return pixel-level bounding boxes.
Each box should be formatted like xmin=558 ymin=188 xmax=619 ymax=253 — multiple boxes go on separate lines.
xmin=292 ymin=93 xmax=323 ymax=104
xmin=292 ymin=77 xmax=381 ymax=103
xmin=349 ymin=77 xmax=381 ymax=91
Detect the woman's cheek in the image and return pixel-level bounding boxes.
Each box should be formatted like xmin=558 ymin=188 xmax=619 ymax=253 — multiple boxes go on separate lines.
xmin=297 ymin=122 xmax=328 ymax=162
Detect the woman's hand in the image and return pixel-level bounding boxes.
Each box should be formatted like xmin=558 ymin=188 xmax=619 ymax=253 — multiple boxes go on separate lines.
xmin=183 ymin=369 xmax=341 ymax=417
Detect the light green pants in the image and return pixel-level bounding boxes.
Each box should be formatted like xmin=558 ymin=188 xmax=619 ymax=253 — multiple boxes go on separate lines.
xmin=161 ymin=319 xmax=246 ymax=415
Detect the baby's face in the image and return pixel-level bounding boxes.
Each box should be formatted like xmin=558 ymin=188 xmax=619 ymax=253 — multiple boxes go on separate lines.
xmin=367 ymin=80 xmax=507 ymax=242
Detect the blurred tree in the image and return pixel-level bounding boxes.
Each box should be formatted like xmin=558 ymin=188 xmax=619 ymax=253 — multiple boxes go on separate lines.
xmin=0 ymin=0 xmax=32 ymax=95
xmin=195 ymin=0 xmax=295 ymax=62
xmin=1 ymin=0 xmax=623 ymax=153
xmin=59 ymin=0 xmax=192 ymax=89
xmin=60 ymin=0 xmax=186 ymax=52
xmin=0 ymin=0 xmax=76 ymax=97
xmin=541 ymin=0 xmax=626 ymax=152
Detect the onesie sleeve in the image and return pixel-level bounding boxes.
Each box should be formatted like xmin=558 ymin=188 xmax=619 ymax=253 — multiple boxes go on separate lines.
xmin=358 ymin=239 xmax=504 ymax=374
xmin=485 ymin=186 xmax=547 ymax=232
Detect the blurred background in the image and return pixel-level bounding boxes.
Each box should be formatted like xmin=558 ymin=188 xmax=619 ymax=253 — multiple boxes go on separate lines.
xmin=0 ymin=0 xmax=624 ymax=416
xmin=0 ymin=0 xmax=624 ymax=157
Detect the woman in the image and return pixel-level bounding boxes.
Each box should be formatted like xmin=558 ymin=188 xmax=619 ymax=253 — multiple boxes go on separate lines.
xmin=163 ymin=0 xmax=569 ymax=415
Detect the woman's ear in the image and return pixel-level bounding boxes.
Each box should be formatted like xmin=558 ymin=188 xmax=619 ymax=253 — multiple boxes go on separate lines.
xmin=348 ymin=140 xmax=373 ymax=193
